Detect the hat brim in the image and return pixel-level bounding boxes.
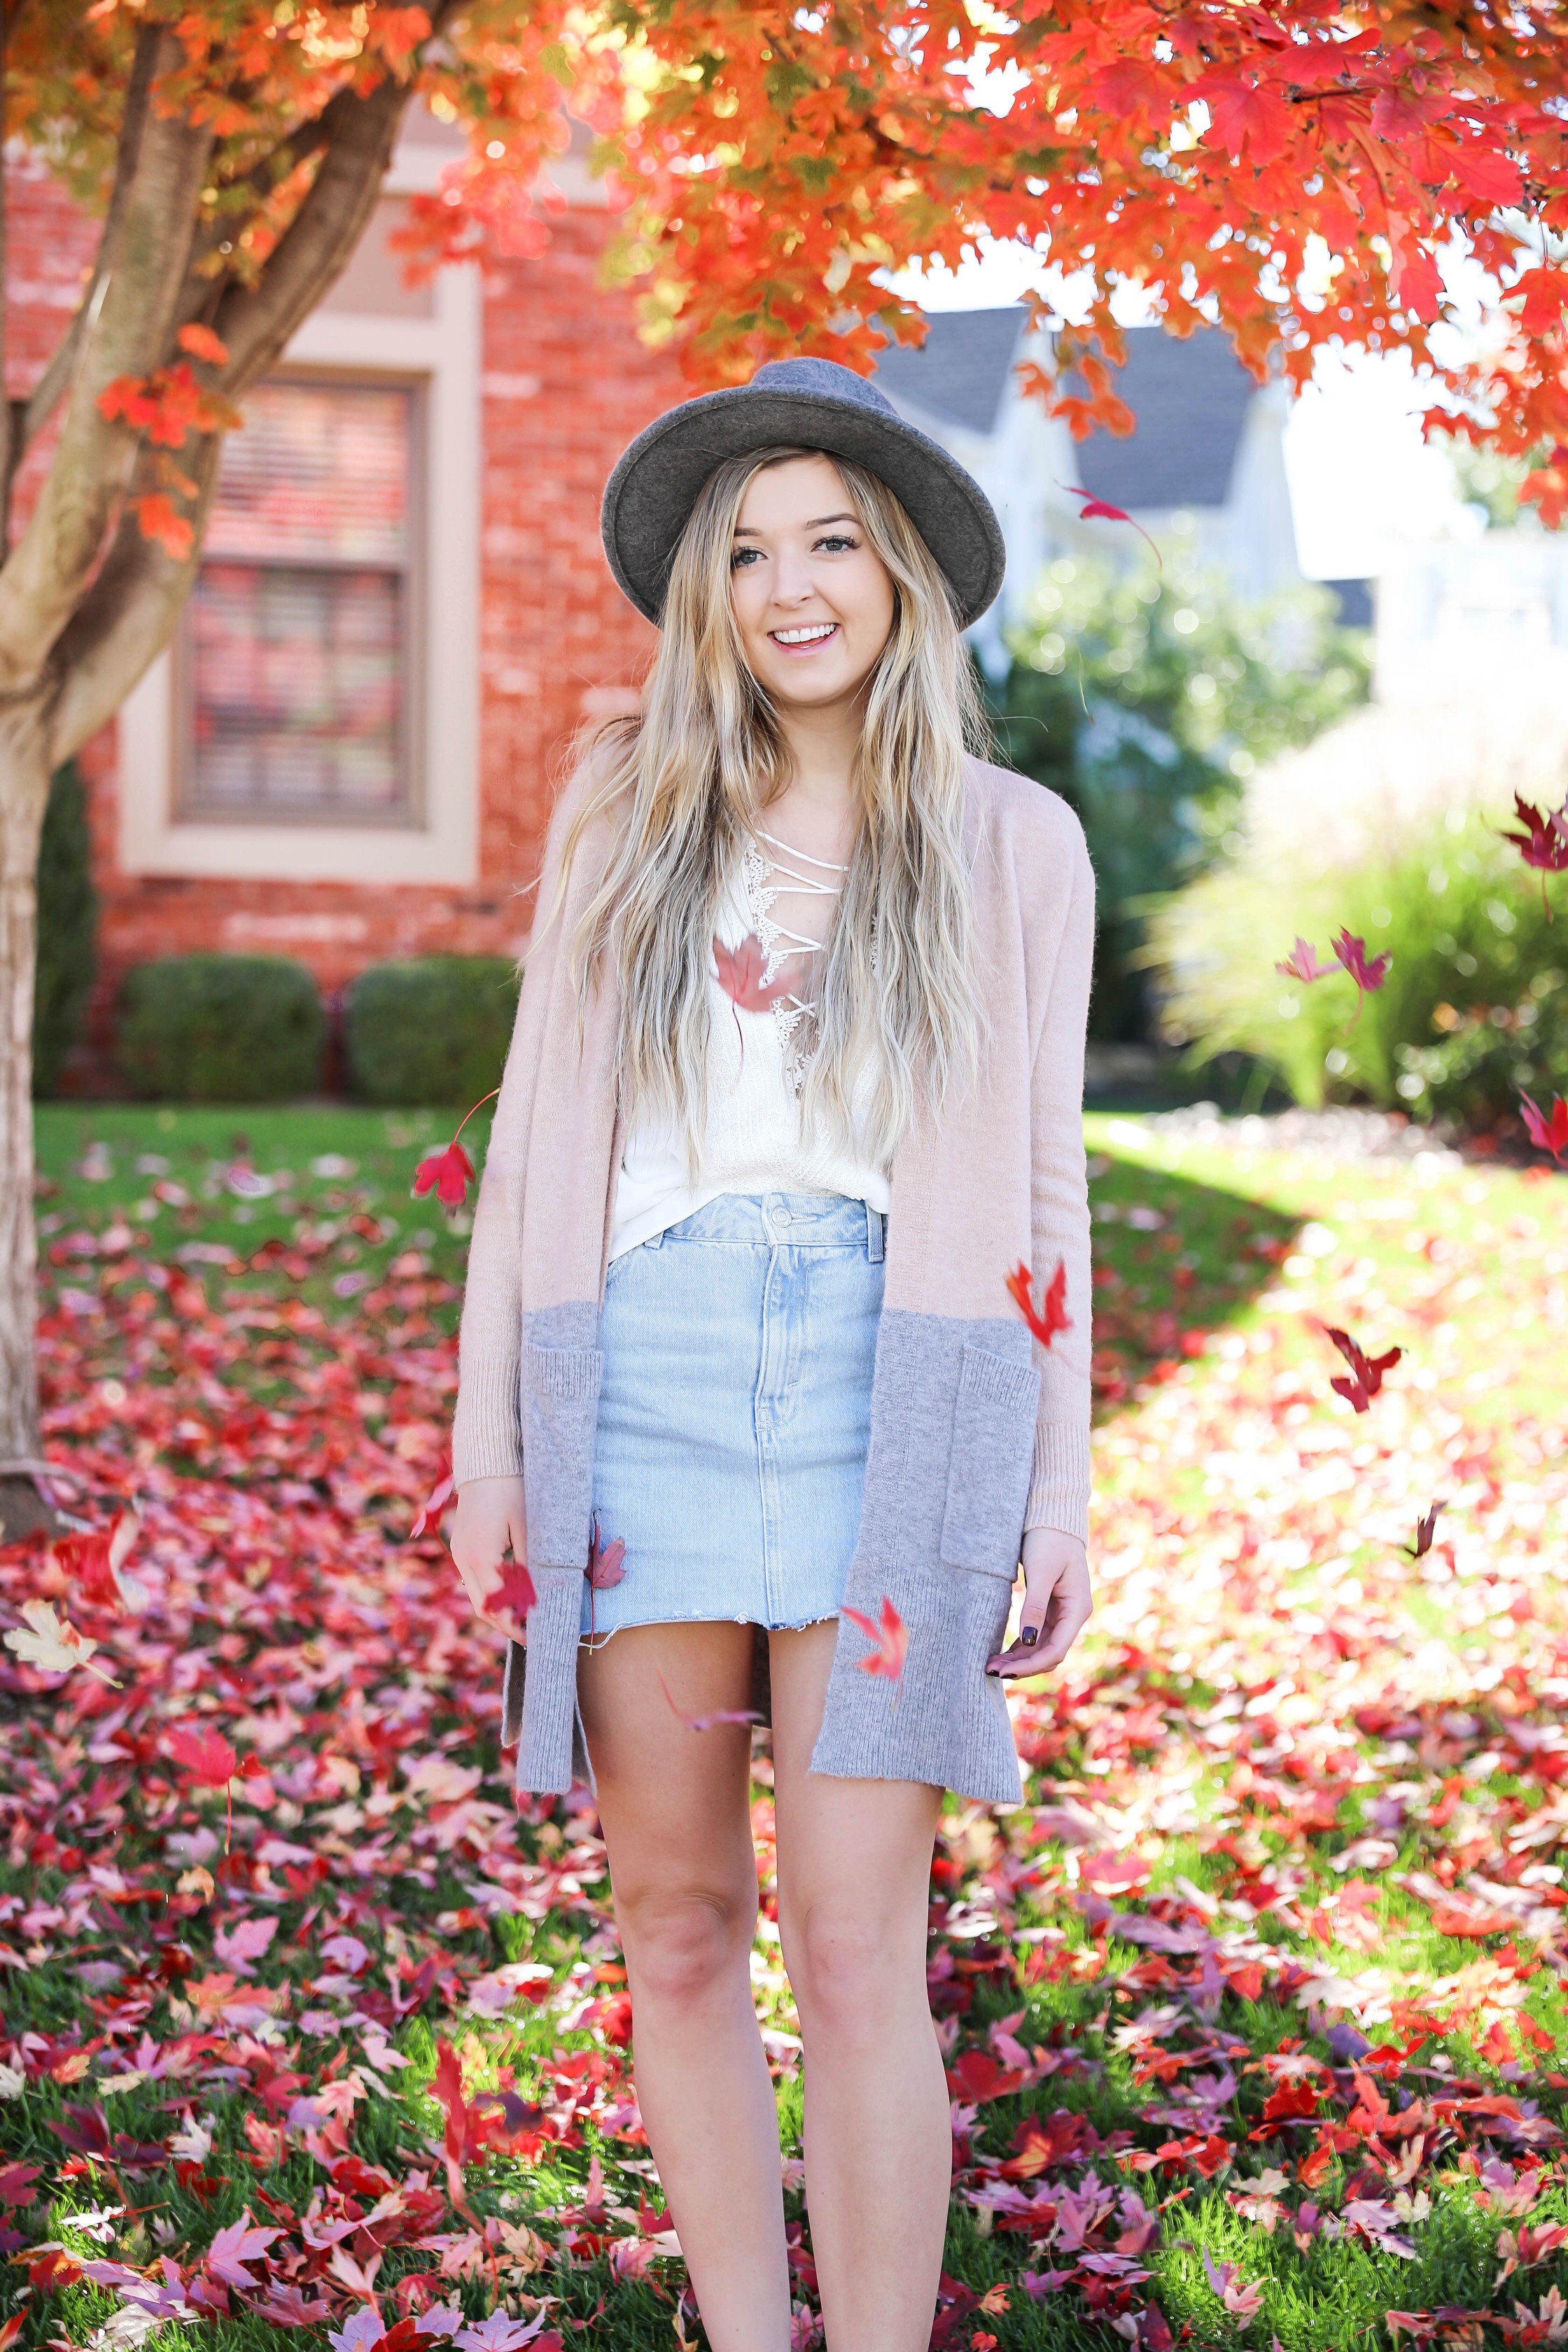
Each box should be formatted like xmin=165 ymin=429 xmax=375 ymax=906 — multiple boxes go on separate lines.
xmin=601 ymin=384 xmax=1007 ymax=629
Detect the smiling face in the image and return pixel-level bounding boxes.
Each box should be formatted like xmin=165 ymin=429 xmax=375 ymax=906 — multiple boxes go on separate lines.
xmin=727 ymin=452 xmax=897 ymax=714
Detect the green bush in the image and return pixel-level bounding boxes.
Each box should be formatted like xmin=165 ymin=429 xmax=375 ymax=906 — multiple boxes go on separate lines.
xmin=118 ymin=955 xmax=325 ymax=1102
xmin=1149 ymin=806 xmax=1567 ymax=1126
xmin=991 ymin=539 xmax=1371 ymax=1040
xmin=344 ymin=956 xmax=520 ymax=1107
xmin=34 ymin=761 xmax=99 ymax=1097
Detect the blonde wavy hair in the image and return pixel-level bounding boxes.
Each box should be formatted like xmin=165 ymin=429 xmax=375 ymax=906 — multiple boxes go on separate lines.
xmin=559 ymin=444 xmax=987 ymax=1169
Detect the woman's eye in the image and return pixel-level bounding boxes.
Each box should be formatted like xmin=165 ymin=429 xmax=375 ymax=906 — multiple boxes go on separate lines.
xmin=816 ymin=534 xmax=857 ymax=553
xmin=730 ymin=547 xmax=762 ymax=569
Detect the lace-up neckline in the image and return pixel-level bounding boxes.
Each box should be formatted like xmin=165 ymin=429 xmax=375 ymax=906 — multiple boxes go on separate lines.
xmin=739 ymin=826 xmax=848 ymax=1094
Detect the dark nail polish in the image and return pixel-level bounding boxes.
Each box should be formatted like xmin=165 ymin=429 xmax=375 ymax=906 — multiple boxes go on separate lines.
xmin=1019 ymin=1625 xmax=1039 ymax=1647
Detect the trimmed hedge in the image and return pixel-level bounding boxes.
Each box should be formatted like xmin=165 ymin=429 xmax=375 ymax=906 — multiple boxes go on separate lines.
xmin=344 ymin=955 xmax=520 ymax=1106
xmin=118 ymin=955 xmax=325 ymax=1102
xmin=34 ymin=762 xmax=99 ymax=1097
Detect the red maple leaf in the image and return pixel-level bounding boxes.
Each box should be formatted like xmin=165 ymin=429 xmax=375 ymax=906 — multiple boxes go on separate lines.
xmin=712 ymin=932 xmax=793 ymax=1011
xmin=492 ymin=1556 xmax=537 ymax=1628
xmin=1519 ymin=1089 xmax=1568 ymax=1164
xmin=412 ymin=1139 xmax=475 ymax=1210
xmin=52 ymin=1507 xmax=144 ymax=1613
xmin=1400 ymin=1501 xmax=1446 ymax=1560
xmin=411 ymin=1088 xmax=500 ymax=1210
xmin=587 ymin=1518 xmax=626 ymax=1590
xmin=1499 ymin=792 xmax=1568 ymax=918
xmin=840 ymin=1594 xmax=909 ymax=1683
xmin=165 ymin=1725 xmax=239 ymax=1786
xmin=1275 ymin=937 xmax=1334 ymax=984
xmin=1058 ymin=484 xmax=1161 ymax=566
xmin=176 ymin=321 xmax=230 ymax=365
xmin=1331 ymin=928 xmax=1392 ymax=994
xmin=410 ymin=1464 xmax=455 ymax=1539
xmin=1324 ymin=1324 xmax=1402 ymax=1413
xmin=1007 ymin=1258 xmax=1072 ymax=1348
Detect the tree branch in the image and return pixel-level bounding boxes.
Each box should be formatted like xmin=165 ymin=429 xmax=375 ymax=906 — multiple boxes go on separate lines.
xmin=211 ymin=70 xmax=416 ymax=396
xmin=48 ymin=432 xmax=224 ymax=765
xmin=0 ymin=27 xmax=211 ymax=692
xmin=5 ymin=23 xmax=161 ymax=498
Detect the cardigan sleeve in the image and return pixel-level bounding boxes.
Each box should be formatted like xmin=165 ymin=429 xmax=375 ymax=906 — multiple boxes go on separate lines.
xmin=1023 ymin=832 xmax=1096 ymax=1544
xmin=450 ymin=770 xmax=591 ymax=1487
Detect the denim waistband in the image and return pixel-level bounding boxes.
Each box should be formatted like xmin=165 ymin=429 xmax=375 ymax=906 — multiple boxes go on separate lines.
xmin=645 ymin=1191 xmax=886 ymax=1260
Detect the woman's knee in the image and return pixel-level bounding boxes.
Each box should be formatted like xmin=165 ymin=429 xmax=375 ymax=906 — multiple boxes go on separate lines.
xmin=617 ymin=1882 xmax=757 ymax=2007
xmin=781 ymin=1901 xmax=918 ymax=2033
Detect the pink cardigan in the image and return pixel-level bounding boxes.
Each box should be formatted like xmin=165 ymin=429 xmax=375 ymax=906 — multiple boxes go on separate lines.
xmin=453 ymin=754 xmax=1095 ymax=1803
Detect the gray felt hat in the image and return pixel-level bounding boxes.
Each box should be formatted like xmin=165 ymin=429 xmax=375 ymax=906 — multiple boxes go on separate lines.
xmin=601 ymin=356 xmax=1007 ymax=629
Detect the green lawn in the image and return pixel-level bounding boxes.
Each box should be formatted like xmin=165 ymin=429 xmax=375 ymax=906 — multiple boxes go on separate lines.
xmin=4 ymin=1102 xmax=1566 ymax=2351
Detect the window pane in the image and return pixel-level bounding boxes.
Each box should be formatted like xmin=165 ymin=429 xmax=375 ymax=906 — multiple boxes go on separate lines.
xmin=185 ymin=563 xmax=404 ymax=815
xmin=204 ymin=381 xmax=410 ymax=564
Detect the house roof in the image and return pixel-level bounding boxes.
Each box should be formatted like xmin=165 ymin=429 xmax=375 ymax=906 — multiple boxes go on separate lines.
xmin=1070 ymin=328 xmax=1256 ymax=512
xmin=871 ymin=309 xmax=1259 ymax=512
xmin=869 ymin=308 xmax=1027 ymax=436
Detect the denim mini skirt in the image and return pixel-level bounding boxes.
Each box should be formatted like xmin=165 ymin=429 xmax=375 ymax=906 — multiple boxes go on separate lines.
xmin=581 ymin=1191 xmax=886 ymax=1642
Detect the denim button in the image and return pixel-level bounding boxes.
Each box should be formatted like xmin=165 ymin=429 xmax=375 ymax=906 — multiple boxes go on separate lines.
xmin=775 ymin=1205 xmax=792 ymax=1226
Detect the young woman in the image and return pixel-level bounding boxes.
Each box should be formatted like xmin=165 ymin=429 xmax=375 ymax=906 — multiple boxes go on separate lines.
xmin=449 ymin=357 xmax=1096 ymax=2352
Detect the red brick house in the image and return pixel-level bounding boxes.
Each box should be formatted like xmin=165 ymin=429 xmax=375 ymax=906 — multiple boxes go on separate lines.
xmin=22 ymin=106 xmax=685 ymax=1034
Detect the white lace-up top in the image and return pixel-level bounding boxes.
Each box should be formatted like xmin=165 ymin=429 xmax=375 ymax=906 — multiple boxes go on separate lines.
xmin=608 ymin=829 xmax=892 ymax=1261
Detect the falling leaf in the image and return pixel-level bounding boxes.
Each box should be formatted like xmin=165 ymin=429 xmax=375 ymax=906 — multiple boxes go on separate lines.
xmin=52 ymin=1508 xmax=146 ymax=1614
xmin=712 ymin=932 xmax=793 ymax=1012
xmin=1331 ymin=929 xmax=1392 ymax=1022
xmin=1400 ymin=1502 xmax=1447 ymax=1560
xmin=412 ymin=1140 xmax=476 ymax=1210
xmin=176 ymin=321 xmax=230 ymax=364
xmin=1520 ymin=1091 xmax=1568 ymax=1166
xmin=587 ymin=1518 xmax=626 ymax=1589
xmin=1499 ymin=792 xmax=1568 ymax=917
xmin=840 ymin=1594 xmax=909 ymax=1683
xmin=656 ymin=1670 xmax=762 ymax=1735
xmin=411 ymin=1465 xmax=456 ymax=1539
xmin=1275 ymin=937 xmax=1335 ymax=984
xmin=1324 ymin=1324 xmax=1402 ymax=1413
xmin=166 ymin=1725 xmax=240 ymax=1786
xmin=492 ymin=1555 xmax=537 ymax=1627
xmin=1007 ymin=1258 xmax=1072 ymax=1348
xmin=3 ymin=1597 xmax=119 ymax=1685
xmin=1058 ymin=483 xmax=1162 ymax=565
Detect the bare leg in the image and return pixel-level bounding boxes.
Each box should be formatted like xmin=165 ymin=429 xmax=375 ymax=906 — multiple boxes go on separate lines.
xmin=578 ymin=1622 xmax=790 ymax=2351
xmin=769 ymin=1620 xmax=948 ymax=2351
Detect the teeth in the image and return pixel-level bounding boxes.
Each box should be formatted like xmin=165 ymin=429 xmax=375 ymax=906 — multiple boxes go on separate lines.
xmin=772 ymin=624 xmax=836 ymax=644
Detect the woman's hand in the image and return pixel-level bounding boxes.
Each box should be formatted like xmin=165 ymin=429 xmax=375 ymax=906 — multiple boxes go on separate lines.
xmin=986 ymin=1528 xmax=1092 ymax=1678
xmin=449 ymin=1476 xmax=530 ymax=1637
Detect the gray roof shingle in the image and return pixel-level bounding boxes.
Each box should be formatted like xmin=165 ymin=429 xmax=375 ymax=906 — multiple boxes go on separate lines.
xmin=1070 ymin=328 xmax=1256 ymax=511
xmin=869 ymin=308 xmax=1027 ymax=436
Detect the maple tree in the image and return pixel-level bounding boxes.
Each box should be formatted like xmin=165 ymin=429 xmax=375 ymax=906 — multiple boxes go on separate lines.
xmin=2 ymin=0 xmax=1567 ymax=1485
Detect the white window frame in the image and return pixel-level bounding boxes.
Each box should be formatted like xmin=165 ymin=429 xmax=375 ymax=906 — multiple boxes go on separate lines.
xmin=118 ymin=146 xmax=481 ymax=887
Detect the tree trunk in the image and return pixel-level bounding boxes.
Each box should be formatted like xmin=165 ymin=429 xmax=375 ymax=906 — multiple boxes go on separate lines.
xmin=0 ymin=704 xmax=54 ymax=1494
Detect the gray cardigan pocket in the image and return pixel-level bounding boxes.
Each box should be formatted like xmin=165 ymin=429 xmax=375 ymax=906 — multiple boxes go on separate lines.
xmin=522 ymin=1343 xmax=603 ymax=1569
xmin=939 ymin=1344 xmax=1041 ymax=1579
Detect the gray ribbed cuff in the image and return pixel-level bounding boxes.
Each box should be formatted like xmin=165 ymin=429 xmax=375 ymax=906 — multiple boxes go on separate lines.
xmin=451 ymin=1351 xmax=524 ymax=1488
xmin=1023 ymin=1419 xmax=1091 ymax=1546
